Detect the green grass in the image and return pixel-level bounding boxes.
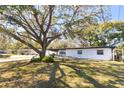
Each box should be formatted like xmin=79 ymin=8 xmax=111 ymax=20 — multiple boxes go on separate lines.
xmin=0 ymin=59 xmax=124 ymax=88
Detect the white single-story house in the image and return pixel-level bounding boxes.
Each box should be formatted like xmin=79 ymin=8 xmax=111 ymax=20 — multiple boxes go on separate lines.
xmin=50 ymin=47 xmax=115 ymax=60
xmin=16 ymin=46 xmax=117 ymax=61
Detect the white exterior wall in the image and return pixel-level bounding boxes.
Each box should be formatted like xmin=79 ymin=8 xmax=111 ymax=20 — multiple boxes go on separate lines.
xmin=46 ymin=50 xmax=57 ymax=56
xmin=58 ymin=48 xmax=113 ymax=60
xmin=29 ymin=50 xmax=57 ymax=56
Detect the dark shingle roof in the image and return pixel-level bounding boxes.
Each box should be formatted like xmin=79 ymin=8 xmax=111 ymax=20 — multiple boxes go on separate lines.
xmin=48 ymin=46 xmax=115 ymax=51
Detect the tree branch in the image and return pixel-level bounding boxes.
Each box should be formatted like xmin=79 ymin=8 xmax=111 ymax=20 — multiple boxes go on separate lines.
xmin=45 ymin=6 xmax=55 ymax=33
xmin=46 ymin=33 xmax=62 ymax=47
xmin=0 ymin=26 xmax=40 ymax=54
xmin=17 ymin=32 xmax=40 ymax=44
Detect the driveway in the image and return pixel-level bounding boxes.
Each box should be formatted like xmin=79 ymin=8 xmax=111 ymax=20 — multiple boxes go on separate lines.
xmin=0 ymin=55 xmax=34 ymax=63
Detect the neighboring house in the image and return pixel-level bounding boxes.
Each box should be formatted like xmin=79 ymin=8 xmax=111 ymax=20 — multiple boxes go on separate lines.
xmin=0 ymin=50 xmax=7 ymax=54
xmin=46 ymin=50 xmax=57 ymax=56
xmin=52 ymin=47 xmax=115 ymax=60
xmin=17 ymin=49 xmax=57 ymax=56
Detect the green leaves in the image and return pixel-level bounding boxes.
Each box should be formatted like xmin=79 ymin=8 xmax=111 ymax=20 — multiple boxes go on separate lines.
xmin=0 ymin=6 xmax=6 ymax=14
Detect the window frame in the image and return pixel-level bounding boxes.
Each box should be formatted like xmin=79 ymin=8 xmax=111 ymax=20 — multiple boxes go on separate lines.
xmin=97 ymin=50 xmax=104 ymax=55
xmin=77 ymin=50 xmax=82 ymax=55
xmin=59 ymin=50 xmax=66 ymax=55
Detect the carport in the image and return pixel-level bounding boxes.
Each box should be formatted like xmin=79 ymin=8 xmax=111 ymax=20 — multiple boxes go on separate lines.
xmin=113 ymin=48 xmax=124 ymax=62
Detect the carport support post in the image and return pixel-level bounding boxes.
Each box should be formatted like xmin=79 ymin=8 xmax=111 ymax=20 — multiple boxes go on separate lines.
xmin=122 ymin=49 xmax=123 ymax=62
xmin=113 ymin=49 xmax=115 ymax=61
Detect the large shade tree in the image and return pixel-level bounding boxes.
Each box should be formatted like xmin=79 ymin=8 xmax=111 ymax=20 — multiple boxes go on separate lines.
xmin=63 ymin=6 xmax=110 ymax=47
xmin=0 ymin=5 xmax=109 ymax=57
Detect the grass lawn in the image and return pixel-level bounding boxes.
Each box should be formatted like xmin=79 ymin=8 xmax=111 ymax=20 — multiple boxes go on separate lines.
xmin=0 ymin=59 xmax=124 ymax=88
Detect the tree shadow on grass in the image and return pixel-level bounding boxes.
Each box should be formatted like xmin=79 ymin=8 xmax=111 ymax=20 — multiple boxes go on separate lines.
xmin=0 ymin=61 xmax=67 ymax=88
xmin=35 ymin=79 xmax=71 ymax=88
xmin=62 ymin=60 xmax=124 ymax=88
xmin=0 ymin=61 xmax=49 ymax=88
xmin=0 ymin=75 xmax=31 ymax=88
xmin=63 ymin=64 xmax=106 ymax=88
xmin=0 ymin=61 xmax=30 ymax=72
xmin=35 ymin=62 xmax=71 ymax=88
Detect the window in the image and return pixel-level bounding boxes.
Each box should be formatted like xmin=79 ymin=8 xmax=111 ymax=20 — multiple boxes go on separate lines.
xmin=77 ymin=50 xmax=82 ymax=54
xmin=97 ymin=50 xmax=104 ymax=55
xmin=59 ymin=51 xmax=66 ymax=55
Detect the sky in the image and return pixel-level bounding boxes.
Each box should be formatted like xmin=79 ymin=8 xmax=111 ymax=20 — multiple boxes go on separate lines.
xmin=110 ymin=5 xmax=124 ymax=21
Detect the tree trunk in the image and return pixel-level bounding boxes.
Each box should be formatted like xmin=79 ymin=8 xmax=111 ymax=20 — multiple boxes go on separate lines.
xmin=39 ymin=49 xmax=46 ymax=58
xmin=39 ymin=35 xmax=47 ymax=58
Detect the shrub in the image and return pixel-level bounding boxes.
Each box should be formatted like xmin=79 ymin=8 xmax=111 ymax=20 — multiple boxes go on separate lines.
xmin=30 ymin=55 xmax=55 ymax=63
xmin=30 ymin=57 xmax=43 ymax=62
xmin=49 ymin=53 xmax=55 ymax=58
xmin=42 ymin=56 xmax=54 ymax=63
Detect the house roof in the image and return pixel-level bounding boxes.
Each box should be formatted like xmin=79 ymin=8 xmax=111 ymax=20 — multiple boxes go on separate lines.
xmin=48 ymin=46 xmax=115 ymax=51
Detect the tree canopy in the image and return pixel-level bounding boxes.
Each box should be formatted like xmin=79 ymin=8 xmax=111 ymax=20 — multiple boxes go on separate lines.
xmin=0 ymin=5 xmax=110 ymax=56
